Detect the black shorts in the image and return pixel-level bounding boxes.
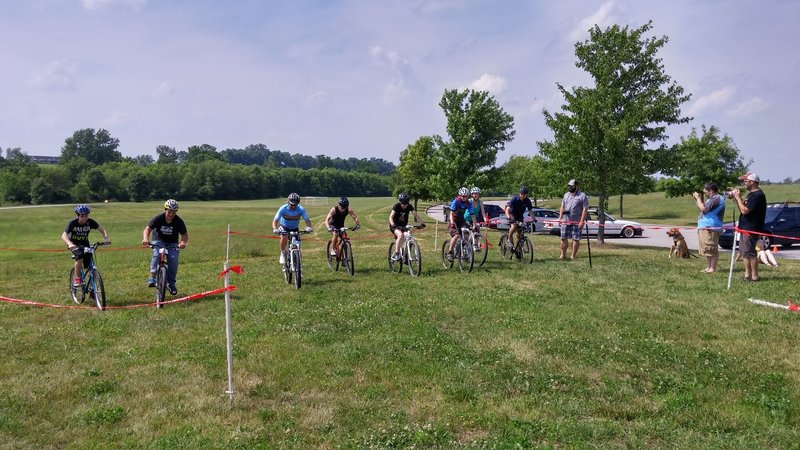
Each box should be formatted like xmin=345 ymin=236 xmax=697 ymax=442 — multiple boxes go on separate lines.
xmin=70 ymin=246 xmax=92 ymax=268
xmin=390 ymin=224 xmax=407 ymax=234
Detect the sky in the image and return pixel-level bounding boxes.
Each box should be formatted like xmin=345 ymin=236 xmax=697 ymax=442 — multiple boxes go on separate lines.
xmin=1 ymin=0 xmax=798 ymax=181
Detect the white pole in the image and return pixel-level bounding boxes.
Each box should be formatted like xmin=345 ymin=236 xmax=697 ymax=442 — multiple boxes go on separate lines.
xmin=434 ymin=218 xmax=438 ymax=250
xmin=726 ymin=231 xmax=739 ymax=290
xmin=224 ymin=224 xmax=234 ymax=401
xmin=748 ymin=298 xmax=792 ymax=310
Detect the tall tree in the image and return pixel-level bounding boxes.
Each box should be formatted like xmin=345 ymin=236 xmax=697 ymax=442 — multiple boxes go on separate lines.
xmin=156 ymin=145 xmax=178 ymax=164
xmin=659 ymin=125 xmax=749 ymax=197
xmin=429 ymin=89 xmax=515 ymax=199
xmin=186 ymin=144 xmax=224 ymax=164
xmin=397 ymin=136 xmax=437 ymax=209
xmin=538 ymin=21 xmax=690 ymax=241
xmin=60 ymin=128 xmax=122 ymax=166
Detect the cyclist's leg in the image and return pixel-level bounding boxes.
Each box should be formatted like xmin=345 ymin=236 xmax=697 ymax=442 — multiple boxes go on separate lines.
xmin=447 ymin=226 xmax=459 ymax=254
xmin=331 ymin=231 xmax=339 ymax=256
xmin=149 ymin=245 xmax=159 ymax=282
xmin=167 ymin=247 xmax=179 ymax=290
xmin=279 ymin=234 xmax=289 ymax=262
xmin=393 ymin=228 xmax=404 ymax=257
xmin=508 ymin=223 xmax=517 ymax=248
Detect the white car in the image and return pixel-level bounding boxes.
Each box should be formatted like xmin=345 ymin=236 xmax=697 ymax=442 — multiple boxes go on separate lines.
xmin=542 ymin=208 xmax=643 ymax=238
xmin=487 ymin=208 xmax=559 ymax=233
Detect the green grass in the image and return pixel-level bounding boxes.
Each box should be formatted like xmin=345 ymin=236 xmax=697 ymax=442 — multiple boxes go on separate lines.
xmin=1 ymin=196 xmax=799 ymax=448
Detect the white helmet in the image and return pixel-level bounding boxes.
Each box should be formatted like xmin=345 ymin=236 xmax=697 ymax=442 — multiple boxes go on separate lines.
xmin=458 ymin=187 xmax=469 ymax=196
xmin=470 ymin=187 xmax=481 ymax=195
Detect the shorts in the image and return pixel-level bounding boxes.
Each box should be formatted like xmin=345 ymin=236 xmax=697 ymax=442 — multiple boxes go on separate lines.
xmin=739 ymin=233 xmax=757 ymax=258
xmin=449 ymin=222 xmax=466 ymax=238
xmin=70 ymin=246 xmax=92 ymax=269
xmin=390 ymin=224 xmax=406 ymax=234
xmin=698 ymin=229 xmax=719 ymax=257
xmin=560 ymin=223 xmax=582 ymax=240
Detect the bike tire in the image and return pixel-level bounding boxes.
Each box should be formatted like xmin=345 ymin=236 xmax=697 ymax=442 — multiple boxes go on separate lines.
xmin=499 ymin=234 xmax=512 ymax=260
xmin=474 ymin=234 xmax=489 ymax=266
xmin=343 ymin=241 xmax=355 ymax=276
xmin=326 ymin=241 xmax=338 ymax=271
xmin=522 ymin=238 xmax=534 ymax=264
xmin=156 ymin=265 xmax=167 ymax=308
xmin=292 ymin=249 xmax=302 ymax=289
xmin=407 ymin=240 xmax=422 ymax=277
xmin=458 ymin=239 xmax=474 ymax=273
xmin=440 ymin=241 xmax=454 ymax=269
xmin=388 ymin=242 xmax=402 ymax=273
xmin=69 ymin=268 xmax=85 ymax=304
xmin=90 ymin=269 xmax=106 ymax=310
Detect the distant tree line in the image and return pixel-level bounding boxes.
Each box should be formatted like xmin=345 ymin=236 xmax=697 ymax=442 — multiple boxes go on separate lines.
xmin=0 ymin=135 xmax=393 ymax=205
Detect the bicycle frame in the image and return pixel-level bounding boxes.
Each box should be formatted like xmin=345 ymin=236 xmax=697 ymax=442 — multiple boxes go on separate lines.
xmin=70 ymin=242 xmax=108 ymax=310
xmin=149 ymin=243 xmax=179 ymax=307
xmin=388 ymin=225 xmax=423 ymax=276
xmin=278 ymin=230 xmax=309 ymax=288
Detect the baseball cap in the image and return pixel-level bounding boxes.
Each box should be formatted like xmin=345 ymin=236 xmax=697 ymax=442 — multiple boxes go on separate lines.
xmin=567 ymin=179 xmax=577 ymax=187
xmin=738 ymin=172 xmax=760 ymax=182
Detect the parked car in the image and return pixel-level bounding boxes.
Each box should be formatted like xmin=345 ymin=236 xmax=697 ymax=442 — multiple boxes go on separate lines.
xmin=719 ymin=202 xmax=800 ymax=249
xmin=487 ymin=208 xmax=559 ymax=232
xmin=542 ymin=208 xmax=643 ymax=238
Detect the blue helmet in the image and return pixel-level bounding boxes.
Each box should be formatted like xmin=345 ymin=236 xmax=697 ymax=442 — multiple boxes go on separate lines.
xmin=74 ymin=204 xmax=90 ymax=215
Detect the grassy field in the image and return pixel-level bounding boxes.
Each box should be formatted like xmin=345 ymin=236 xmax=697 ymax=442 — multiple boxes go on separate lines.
xmin=1 ymin=194 xmax=799 ymax=448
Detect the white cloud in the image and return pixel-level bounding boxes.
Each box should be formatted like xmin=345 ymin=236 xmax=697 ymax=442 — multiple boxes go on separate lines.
xmin=728 ymin=97 xmax=768 ymax=118
xmin=102 ymin=110 xmax=136 ymax=126
xmin=570 ymin=1 xmax=618 ymax=42
xmin=383 ymin=80 xmax=410 ymax=106
xmin=370 ymin=46 xmax=421 ymax=104
xmin=150 ymin=81 xmax=175 ymax=99
xmin=82 ymin=0 xmax=147 ymax=11
xmin=370 ymin=46 xmax=402 ymax=67
xmin=30 ymin=59 xmax=78 ymax=91
xmin=468 ymin=74 xmax=507 ymax=95
xmin=686 ymin=86 xmax=736 ymax=116
xmin=305 ymin=91 xmax=328 ymax=107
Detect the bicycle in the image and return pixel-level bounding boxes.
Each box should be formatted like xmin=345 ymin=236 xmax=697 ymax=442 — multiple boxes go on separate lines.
xmin=149 ymin=243 xmax=180 ymax=308
xmin=498 ymin=220 xmax=534 ymax=264
xmin=69 ymin=241 xmax=110 ymax=310
xmin=387 ymin=224 xmax=424 ymax=277
xmin=463 ymin=224 xmax=489 ymax=267
xmin=326 ymin=225 xmax=359 ymax=276
xmin=440 ymin=226 xmax=475 ymax=272
xmin=277 ymin=229 xmax=311 ymax=289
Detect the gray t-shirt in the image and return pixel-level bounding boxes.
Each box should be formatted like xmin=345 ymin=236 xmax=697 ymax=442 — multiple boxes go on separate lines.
xmin=561 ymin=190 xmax=589 ymax=222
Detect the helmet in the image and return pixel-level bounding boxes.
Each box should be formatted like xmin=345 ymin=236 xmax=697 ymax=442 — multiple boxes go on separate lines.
xmin=519 ymin=186 xmax=529 ymax=194
xmin=470 ymin=187 xmax=481 ymax=195
xmin=338 ymin=196 xmax=349 ymax=208
xmin=287 ymin=193 xmax=301 ymax=205
xmin=74 ymin=204 xmax=90 ymax=215
xmin=398 ymin=192 xmax=410 ymax=204
xmin=458 ymin=187 xmax=469 ymax=196
xmin=164 ymin=199 xmax=179 ymax=211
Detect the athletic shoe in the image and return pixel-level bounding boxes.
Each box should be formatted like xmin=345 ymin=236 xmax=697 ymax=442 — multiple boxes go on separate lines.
xmin=147 ymin=277 xmax=156 ymax=287
xmin=279 ymin=252 xmax=286 ymax=264
xmin=168 ymin=286 xmax=177 ymax=295
xmin=73 ymin=277 xmax=82 ymax=288
xmin=392 ymin=253 xmax=402 ymax=261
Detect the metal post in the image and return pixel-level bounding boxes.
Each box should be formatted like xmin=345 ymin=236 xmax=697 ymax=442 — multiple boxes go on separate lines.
xmin=726 ymin=209 xmax=738 ymax=290
xmin=224 ymin=224 xmax=234 ymax=400
xmin=585 ymin=222 xmax=592 ymax=268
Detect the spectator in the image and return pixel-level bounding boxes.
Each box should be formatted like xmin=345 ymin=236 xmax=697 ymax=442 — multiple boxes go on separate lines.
xmin=693 ymin=182 xmax=726 ymax=273
xmin=558 ymin=179 xmax=589 ymax=260
xmin=732 ymin=173 xmax=767 ymax=281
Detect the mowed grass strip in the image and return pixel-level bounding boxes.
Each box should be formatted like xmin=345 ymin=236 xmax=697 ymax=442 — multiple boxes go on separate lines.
xmin=0 ymin=196 xmax=798 ymax=448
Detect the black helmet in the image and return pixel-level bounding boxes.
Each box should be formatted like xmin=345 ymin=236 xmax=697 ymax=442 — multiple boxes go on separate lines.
xmin=398 ymin=192 xmax=410 ymax=204
xmin=287 ymin=193 xmax=300 ymax=205
xmin=338 ymin=196 xmax=349 ymax=208
xmin=519 ymin=186 xmax=529 ymax=194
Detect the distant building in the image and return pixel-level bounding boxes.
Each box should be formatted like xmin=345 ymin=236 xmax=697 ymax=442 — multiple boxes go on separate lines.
xmin=29 ymin=155 xmax=60 ymax=164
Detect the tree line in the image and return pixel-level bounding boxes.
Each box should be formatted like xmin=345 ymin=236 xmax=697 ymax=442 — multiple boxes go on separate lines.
xmin=0 ymin=141 xmax=393 ymax=205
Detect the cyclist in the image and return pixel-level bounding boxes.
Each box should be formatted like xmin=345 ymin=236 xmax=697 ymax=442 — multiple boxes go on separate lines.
xmin=389 ymin=192 xmax=425 ymax=261
xmin=446 ymin=187 xmax=471 ymax=261
xmin=272 ymin=193 xmax=313 ymax=264
xmin=61 ymin=204 xmax=110 ymax=287
xmin=141 ymin=199 xmax=188 ymax=295
xmin=464 ymin=186 xmax=488 ymax=229
xmin=325 ymin=196 xmax=361 ymax=257
xmin=505 ymin=186 xmax=535 ymax=257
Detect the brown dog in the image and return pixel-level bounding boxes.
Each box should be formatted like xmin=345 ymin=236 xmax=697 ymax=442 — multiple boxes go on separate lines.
xmin=666 ymin=228 xmax=691 ymax=258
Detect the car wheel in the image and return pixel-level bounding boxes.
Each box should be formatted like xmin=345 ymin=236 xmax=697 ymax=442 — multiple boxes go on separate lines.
xmin=621 ymin=227 xmax=635 ymax=238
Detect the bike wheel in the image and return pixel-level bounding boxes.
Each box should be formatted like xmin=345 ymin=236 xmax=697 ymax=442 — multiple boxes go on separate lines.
xmin=388 ymin=242 xmax=402 ymax=273
xmin=292 ymin=249 xmax=302 ymax=289
xmin=69 ymin=268 xmax=85 ymax=304
xmin=522 ymin=238 xmax=534 ymax=264
xmin=440 ymin=241 xmax=454 ymax=269
xmin=499 ymin=234 xmax=512 ymax=260
xmin=155 ymin=265 xmax=167 ymax=308
xmin=457 ymin=239 xmax=474 ymax=273
xmin=90 ymin=269 xmax=106 ymax=310
xmin=326 ymin=241 xmax=338 ymax=271
xmin=407 ymin=240 xmax=422 ymax=276
xmin=343 ymin=241 xmax=355 ymax=276
xmin=474 ymin=234 xmax=489 ymax=266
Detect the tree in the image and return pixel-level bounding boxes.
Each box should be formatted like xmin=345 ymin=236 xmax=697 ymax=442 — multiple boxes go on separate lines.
xmin=186 ymin=144 xmax=224 ymax=164
xmin=429 ymin=89 xmax=515 ymax=199
xmin=497 ymin=155 xmax=554 ymax=205
xmin=659 ymin=125 xmax=749 ymax=197
xmin=60 ymin=128 xmax=122 ymax=166
xmin=396 ymin=136 xmax=437 ymax=209
xmin=538 ymin=21 xmax=690 ymax=242
xmin=156 ymin=145 xmax=178 ymax=164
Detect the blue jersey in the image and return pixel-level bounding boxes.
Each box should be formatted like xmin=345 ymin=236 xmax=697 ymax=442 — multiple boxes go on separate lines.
xmin=274 ymin=204 xmax=309 ymax=229
xmin=507 ymin=195 xmax=534 ymax=220
xmin=449 ymin=198 xmax=470 ymax=226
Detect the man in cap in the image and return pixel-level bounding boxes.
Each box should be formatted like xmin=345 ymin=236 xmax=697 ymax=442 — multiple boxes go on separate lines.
xmin=731 ymin=172 xmax=767 ymax=281
xmin=558 ymin=179 xmax=589 ymax=260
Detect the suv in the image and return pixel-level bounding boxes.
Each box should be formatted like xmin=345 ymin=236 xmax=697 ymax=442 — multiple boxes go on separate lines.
xmin=719 ymin=201 xmax=800 ymax=249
